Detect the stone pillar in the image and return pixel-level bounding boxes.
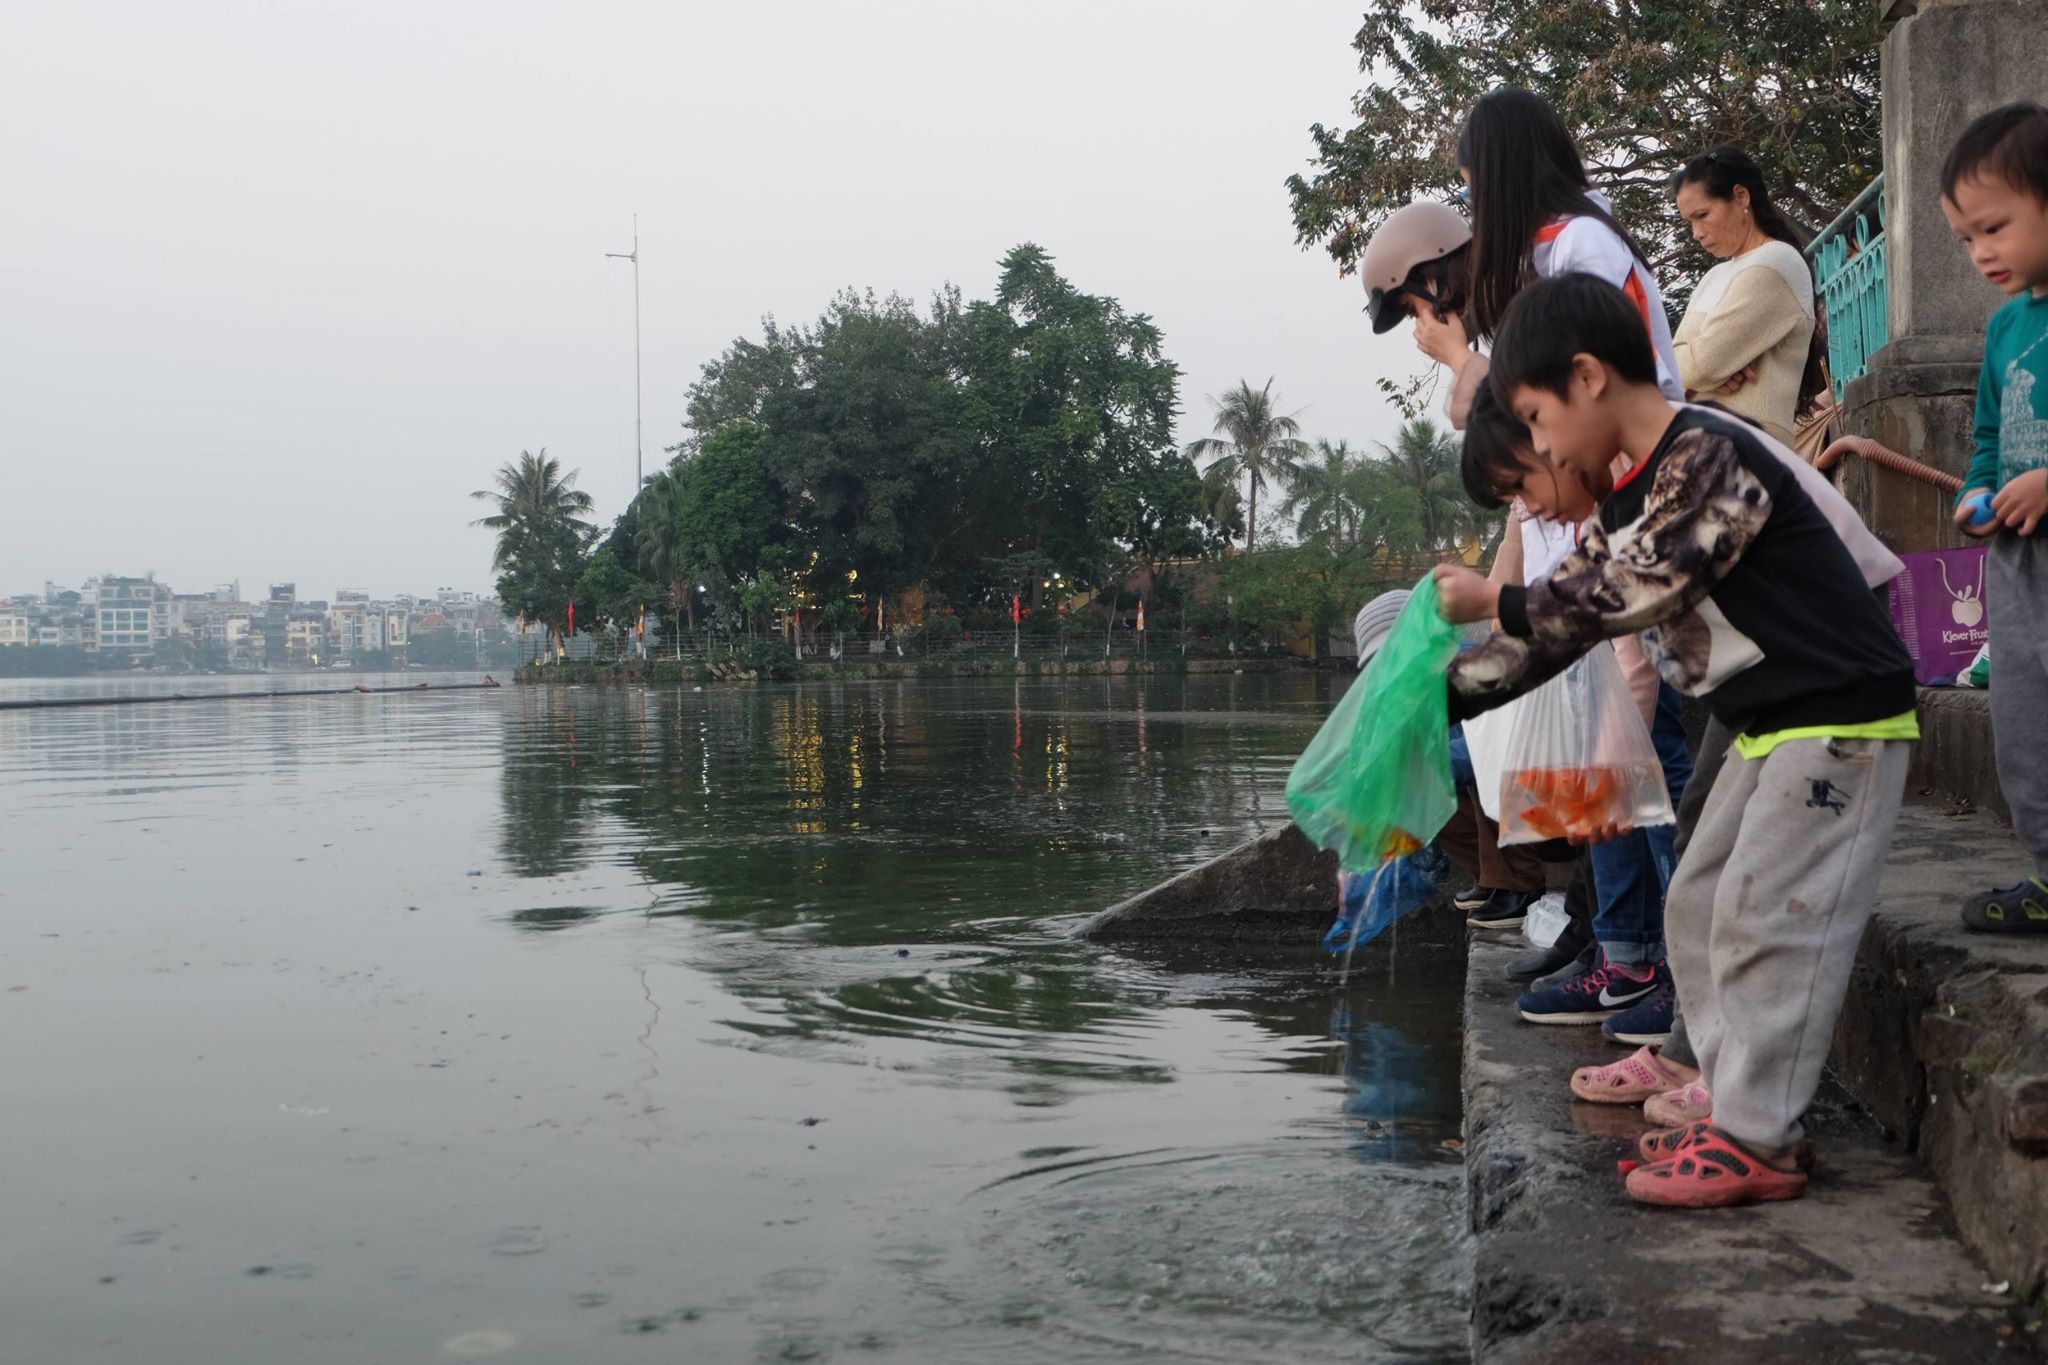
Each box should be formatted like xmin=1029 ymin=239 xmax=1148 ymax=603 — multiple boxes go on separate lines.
xmin=1838 ymin=0 xmax=2047 ymax=554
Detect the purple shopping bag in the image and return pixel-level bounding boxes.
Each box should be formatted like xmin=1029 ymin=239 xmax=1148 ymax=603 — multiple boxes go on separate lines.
xmin=1887 ymin=548 xmax=1989 ymax=684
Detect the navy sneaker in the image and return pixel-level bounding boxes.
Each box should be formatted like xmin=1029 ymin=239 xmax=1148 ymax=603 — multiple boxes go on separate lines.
xmin=1453 ymin=884 xmax=1490 ymax=911
xmin=1466 ymin=888 xmax=1536 ymax=930
xmin=1601 ymin=976 xmax=1676 ymax=1046
xmin=1518 ymin=959 xmax=1667 ymax=1027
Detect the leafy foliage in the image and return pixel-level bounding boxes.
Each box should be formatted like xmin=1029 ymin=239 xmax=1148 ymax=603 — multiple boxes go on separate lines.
xmin=1373 ymin=418 xmax=1475 ymax=553
xmin=573 ymin=545 xmax=657 ymax=634
xmin=648 ymin=246 xmax=1209 ymax=630
xmin=485 ymin=247 xmax=1502 ymax=656
xmin=1285 ymin=1 xmax=1882 ymax=290
xmin=470 ymin=450 xmax=598 ymax=636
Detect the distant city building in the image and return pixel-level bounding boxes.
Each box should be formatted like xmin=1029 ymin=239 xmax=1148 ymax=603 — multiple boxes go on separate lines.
xmin=2 ymin=572 xmax=494 ymax=670
xmin=94 ymin=576 xmax=170 ymax=660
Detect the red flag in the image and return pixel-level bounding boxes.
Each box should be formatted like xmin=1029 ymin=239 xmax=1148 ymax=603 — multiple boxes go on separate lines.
xmin=567 ymin=601 xmax=576 ymax=636
xmin=1137 ymin=599 xmax=1146 ymax=632
xmin=1011 ymin=594 xmax=1021 ymax=625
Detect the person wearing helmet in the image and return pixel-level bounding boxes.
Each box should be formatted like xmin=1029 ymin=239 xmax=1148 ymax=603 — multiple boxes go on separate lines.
xmin=1358 ymin=197 xmax=1501 ymax=432
xmin=1359 ymin=199 xmax=1473 ymax=337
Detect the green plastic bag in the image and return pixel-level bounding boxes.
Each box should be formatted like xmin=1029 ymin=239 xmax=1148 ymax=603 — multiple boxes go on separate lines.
xmin=1286 ymin=575 xmax=1461 ymax=873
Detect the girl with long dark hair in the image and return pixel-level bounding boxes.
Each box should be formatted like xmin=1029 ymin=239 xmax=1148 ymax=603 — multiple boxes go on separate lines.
xmin=1670 ymin=146 xmax=1828 ymax=442
xmin=1432 ymin=88 xmax=1683 ymax=405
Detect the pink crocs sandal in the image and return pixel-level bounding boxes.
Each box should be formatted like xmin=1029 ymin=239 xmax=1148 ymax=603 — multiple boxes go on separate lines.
xmin=1643 ymin=1081 xmax=1712 ymax=1128
xmin=1625 ymin=1125 xmax=1808 ymax=1208
xmin=1571 ymin=1046 xmax=1684 ymax=1105
xmin=1638 ymin=1121 xmax=1815 ymax=1172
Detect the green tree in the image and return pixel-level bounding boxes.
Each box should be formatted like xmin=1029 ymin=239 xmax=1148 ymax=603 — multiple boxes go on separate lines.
xmin=682 ymin=319 xmax=803 ymax=448
xmin=958 ymin=244 xmax=1188 ymax=608
xmin=409 ymin=627 xmax=466 ymax=668
xmin=1374 ymin=418 xmax=1468 ymax=552
xmin=672 ymin=420 xmax=788 ymax=623
xmin=633 ymin=468 xmax=692 ymax=638
xmin=1285 ymin=2 xmax=1882 ymax=288
xmin=1186 ymin=380 xmax=1310 ymax=555
xmin=755 ymin=289 xmax=973 ymax=602
xmin=1282 ymin=438 xmax=1368 ymax=549
xmin=154 ymin=635 xmax=198 ymax=671
xmin=1214 ymin=544 xmax=1343 ymax=652
xmin=573 ymin=544 xmax=656 ymax=635
xmin=471 ymin=450 xmax=597 ymax=637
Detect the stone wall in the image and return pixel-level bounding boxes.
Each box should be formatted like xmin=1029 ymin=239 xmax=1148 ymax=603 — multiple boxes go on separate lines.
xmin=1839 ymin=0 xmax=2048 ymax=552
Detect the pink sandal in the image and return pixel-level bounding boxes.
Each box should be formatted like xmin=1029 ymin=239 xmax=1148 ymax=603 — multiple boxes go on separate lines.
xmin=1625 ymin=1125 xmax=1808 ymax=1208
xmin=1643 ymin=1081 xmax=1712 ymax=1128
xmin=1571 ymin=1047 xmax=1685 ymax=1105
xmin=1638 ymin=1121 xmax=1815 ymax=1172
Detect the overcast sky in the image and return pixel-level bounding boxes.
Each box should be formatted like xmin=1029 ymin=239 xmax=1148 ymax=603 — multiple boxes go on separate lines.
xmin=2 ymin=2 xmax=1424 ymax=600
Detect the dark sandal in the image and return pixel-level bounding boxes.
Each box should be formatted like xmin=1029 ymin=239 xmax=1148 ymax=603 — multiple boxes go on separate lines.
xmin=1962 ymin=878 xmax=2048 ymax=933
xmin=1626 ymin=1125 xmax=1808 ymax=1208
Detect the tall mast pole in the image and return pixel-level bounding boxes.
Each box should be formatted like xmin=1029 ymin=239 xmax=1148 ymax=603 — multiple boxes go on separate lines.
xmin=607 ymin=216 xmax=643 ymax=490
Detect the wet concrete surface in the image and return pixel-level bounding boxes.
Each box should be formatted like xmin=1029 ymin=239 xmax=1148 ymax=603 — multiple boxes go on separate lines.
xmin=1464 ymin=923 xmax=2044 ymax=1363
xmin=1835 ymin=802 xmax=2048 ymax=1303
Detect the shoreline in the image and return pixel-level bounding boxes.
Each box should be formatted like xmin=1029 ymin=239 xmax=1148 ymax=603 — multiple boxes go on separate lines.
xmin=516 ymin=655 xmax=1316 ymax=685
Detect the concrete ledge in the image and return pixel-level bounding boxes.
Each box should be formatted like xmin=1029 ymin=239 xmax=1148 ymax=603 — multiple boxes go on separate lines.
xmin=1463 ymin=930 xmax=2024 ymax=1361
xmin=1911 ymin=688 xmax=2008 ymax=820
xmin=1830 ymin=804 xmax=2048 ymax=1297
xmin=1079 ymin=823 xmax=1338 ymax=943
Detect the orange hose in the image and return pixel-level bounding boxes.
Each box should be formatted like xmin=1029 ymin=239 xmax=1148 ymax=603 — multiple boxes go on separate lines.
xmin=1816 ymin=435 xmax=1964 ymax=494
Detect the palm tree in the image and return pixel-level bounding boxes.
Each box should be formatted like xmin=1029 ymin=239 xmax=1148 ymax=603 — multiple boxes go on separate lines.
xmin=1185 ymin=379 xmax=1310 ymax=554
xmin=471 ymin=450 xmax=596 ymax=640
xmin=470 ymin=449 xmax=596 ymax=570
xmin=1372 ymin=418 xmax=1467 ymax=552
xmin=1281 ymin=438 xmax=1365 ymax=549
xmin=633 ymin=470 xmax=693 ymax=645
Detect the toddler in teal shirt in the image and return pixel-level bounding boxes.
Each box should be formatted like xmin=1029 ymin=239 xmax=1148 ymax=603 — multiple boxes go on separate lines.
xmin=1943 ymin=102 xmax=2048 ymax=930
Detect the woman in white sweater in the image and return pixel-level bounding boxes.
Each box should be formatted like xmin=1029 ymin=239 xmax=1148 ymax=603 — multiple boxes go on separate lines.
xmin=1670 ymin=147 xmax=1827 ymax=444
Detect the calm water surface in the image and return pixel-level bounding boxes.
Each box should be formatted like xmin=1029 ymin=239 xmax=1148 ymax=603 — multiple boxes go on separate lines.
xmin=0 ymin=673 xmax=1469 ymax=1363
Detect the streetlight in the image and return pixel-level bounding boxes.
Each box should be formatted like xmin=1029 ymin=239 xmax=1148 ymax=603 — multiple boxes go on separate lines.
xmin=606 ymin=216 xmax=643 ymax=491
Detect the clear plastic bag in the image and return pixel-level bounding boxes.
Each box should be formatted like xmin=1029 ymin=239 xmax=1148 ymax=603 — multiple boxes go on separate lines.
xmin=1496 ymin=642 xmax=1674 ymax=846
xmin=1286 ymin=575 xmax=1461 ymax=872
xmin=1521 ymin=891 xmax=1570 ymax=948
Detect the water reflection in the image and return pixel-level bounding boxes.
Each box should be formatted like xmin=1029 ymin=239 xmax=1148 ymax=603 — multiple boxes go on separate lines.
xmin=0 ymin=673 xmax=1471 ymax=1364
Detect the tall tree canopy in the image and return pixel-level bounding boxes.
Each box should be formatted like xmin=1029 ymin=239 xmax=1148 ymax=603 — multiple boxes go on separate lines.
xmin=958 ymin=244 xmax=1191 ymax=605
xmin=1284 ymin=2 xmax=1882 ymax=285
xmin=470 ymin=449 xmax=597 ymax=634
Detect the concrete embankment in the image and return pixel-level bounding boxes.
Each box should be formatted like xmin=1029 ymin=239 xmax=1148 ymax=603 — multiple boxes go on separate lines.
xmin=1087 ymin=798 xmax=2048 ymax=1358
xmin=1464 ymin=911 xmax=2027 ymax=1361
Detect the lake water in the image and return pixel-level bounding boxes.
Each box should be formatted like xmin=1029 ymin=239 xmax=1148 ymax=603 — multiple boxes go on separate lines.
xmin=0 ymin=672 xmax=1469 ymax=1363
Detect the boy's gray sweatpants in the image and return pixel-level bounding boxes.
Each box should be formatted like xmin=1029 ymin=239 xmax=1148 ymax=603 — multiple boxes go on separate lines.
xmin=1991 ymin=536 xmax=2048 ymax=875
xmin=1658 ymin=713 xmax=1737 ymax=1073
xmin=1664 ymin=734 xmax=1911 ymax=1152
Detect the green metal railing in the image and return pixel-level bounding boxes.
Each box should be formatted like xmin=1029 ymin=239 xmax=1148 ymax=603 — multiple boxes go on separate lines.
xmin=1806 ymin=174 xmax=1888 ymax=400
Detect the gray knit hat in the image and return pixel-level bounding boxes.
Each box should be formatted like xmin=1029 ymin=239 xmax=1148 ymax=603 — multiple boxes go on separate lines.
xmin=1353 ymin=589 xmax=1411 ymax=668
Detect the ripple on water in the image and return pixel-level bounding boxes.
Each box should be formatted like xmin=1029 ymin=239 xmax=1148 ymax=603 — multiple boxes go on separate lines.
xmin=964 ymin=1142 xmax=1470 ymax=1363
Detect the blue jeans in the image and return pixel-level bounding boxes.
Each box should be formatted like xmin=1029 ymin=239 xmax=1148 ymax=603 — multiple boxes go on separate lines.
xmin=1588 ymin=684 xmax=1692 ymax=966
xmin=1449 ymin=725 xmax=1474 ymax=792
